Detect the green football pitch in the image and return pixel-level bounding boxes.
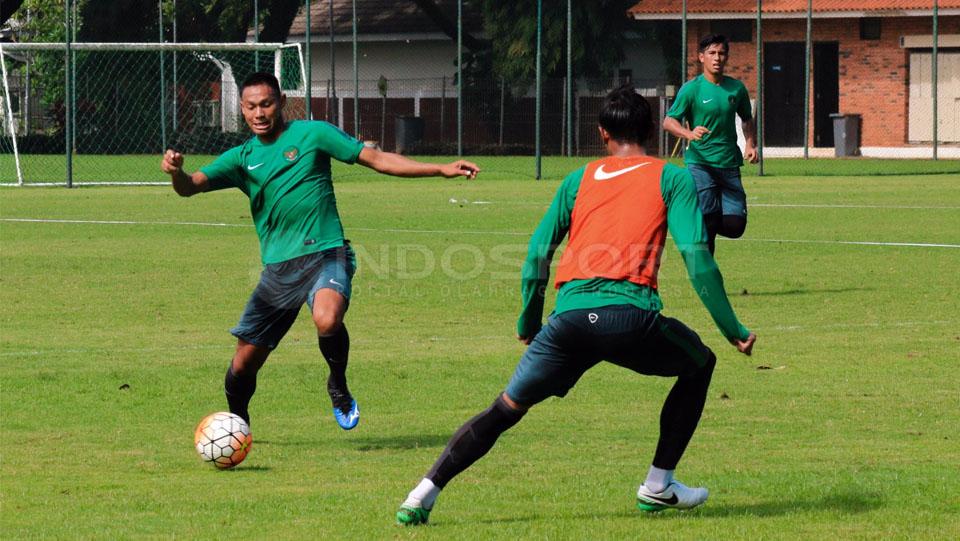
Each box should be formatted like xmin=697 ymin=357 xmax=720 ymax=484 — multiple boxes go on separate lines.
xmin=1 ymin=158 xmax=958 ymax=538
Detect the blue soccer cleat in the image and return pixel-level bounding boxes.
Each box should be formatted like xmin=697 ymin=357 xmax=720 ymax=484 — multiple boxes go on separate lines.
xmin=333 ymin=398 xmax=360 ymax=430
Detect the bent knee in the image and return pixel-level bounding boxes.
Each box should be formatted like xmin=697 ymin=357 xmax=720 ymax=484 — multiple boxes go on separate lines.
xmin=313 ymin=311 xmax=343 ymax=336
xmin=695 ymin=351 xmax=717 ymax=376
xmin=721 ymin=215 xmax=747 ymax=238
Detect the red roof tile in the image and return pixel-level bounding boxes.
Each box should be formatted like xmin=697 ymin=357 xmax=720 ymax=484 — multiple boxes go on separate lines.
xmin=287 ymin=0 xmax=483 ymax=38
xmin=629 ymin=0 xmax=960 ymax=17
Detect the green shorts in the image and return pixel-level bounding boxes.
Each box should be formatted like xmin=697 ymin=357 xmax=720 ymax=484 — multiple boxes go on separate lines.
xmin=504 ymin=305 xmax=713 ymax=406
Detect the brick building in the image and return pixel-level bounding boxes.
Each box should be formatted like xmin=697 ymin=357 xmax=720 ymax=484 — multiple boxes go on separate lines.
xmin=629 ymin=1 xmax=960 ymax=156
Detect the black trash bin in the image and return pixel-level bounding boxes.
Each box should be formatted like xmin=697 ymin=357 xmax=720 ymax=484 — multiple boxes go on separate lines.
xmin=830 ymin=113 xmax=861 ymax=157
xmin=395 ymin=116 xmax=424 ymax=154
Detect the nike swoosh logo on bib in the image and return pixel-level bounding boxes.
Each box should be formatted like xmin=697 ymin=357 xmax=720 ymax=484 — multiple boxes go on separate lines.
xmin=594 ymin=162 xmax=650 ymax=181
xmin=247 ymin=163 xmax=264 ymax=170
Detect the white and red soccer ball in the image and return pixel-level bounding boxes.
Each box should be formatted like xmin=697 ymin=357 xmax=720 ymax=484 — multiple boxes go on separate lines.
xmin=194 ymin=412 xmax=253 ymax=469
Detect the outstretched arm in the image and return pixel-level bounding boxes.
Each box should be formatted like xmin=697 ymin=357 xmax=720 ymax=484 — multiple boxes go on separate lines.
xmin=357 ymin=146 xmax=479 ymax=179
xmin=161 ymin=149 xmax=210 ymax=197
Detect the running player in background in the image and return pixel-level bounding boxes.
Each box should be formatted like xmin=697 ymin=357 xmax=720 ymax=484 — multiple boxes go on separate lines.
xmin=663 ymin=34 xmax=758 ymax=255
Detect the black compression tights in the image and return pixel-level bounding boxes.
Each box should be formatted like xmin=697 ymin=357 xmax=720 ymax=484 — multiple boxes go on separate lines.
xmin=426 ymin=395 xmax=526 ymax=488
xmin=652 ymin=353 xmax=717 ymax=470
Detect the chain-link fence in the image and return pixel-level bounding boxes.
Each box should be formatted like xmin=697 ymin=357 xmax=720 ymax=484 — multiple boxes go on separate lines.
xmin=302 ymin=76 xmax=670 ymax=157
xmin=1 ymin=43 xmax=305 ymax=184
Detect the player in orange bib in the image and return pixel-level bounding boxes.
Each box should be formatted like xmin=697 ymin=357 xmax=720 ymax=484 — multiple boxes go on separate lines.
xmin=396 ymin=84 xmax=757 ymax=525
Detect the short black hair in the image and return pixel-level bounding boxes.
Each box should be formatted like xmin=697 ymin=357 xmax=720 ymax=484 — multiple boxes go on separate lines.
xmin=240 ymin=72 xmax=281 ymax=98
xmin=598 ymin=84 xmax=653 ymax=144
xmin=698 ymin=34 xmax=729 ymax=53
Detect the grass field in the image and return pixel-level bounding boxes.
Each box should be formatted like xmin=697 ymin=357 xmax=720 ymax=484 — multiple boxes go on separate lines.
xmin=2 ymin=157 xmax=959 ymax=539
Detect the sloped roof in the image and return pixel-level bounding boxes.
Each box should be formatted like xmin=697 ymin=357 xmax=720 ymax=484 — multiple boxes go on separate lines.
xmin=629 ymin=0 xmax=960 ymax=18
xmin=287 ymin=0 xmax=483 ymax=39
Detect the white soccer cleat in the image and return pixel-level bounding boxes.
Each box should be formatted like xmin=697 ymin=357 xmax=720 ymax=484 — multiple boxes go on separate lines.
xmin=636 ymin=480 xmax=709 ymax=512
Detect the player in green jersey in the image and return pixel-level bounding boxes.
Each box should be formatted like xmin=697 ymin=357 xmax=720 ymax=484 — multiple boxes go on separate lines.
xmin=664 ymin=34 xmax=758 ymax=254
xmin=160 ymin=73 xmax=478 ymax=430
xmin=396 ymin=85 xmax=756 ymax=525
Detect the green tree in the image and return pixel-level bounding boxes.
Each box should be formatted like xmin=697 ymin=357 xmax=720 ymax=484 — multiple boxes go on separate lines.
xmin=479 ymin=0 xmax=637 ymax=84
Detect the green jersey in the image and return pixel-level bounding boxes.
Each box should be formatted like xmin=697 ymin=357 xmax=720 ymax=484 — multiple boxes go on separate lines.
xmin=667 ymin=75 xmax=752 ymax=168
xmin=518 ymin=162 xmax=749 ymax=342
xmin=201 ymin=120 xmax=364 ymax=264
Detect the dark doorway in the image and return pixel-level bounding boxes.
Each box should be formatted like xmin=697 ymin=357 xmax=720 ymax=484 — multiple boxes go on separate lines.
xmin=763 ymin=42 xmax=805 ymax=146
xmin=813 ymin=42 xmax=840 ymax=147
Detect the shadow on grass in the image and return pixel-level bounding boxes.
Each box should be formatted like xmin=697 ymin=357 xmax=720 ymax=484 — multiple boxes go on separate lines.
xmin=692 ymin=489 xmax=883 ymax=518
xmin=231 ymin=465 xmax=271 ymax=472
xmin=461 ymin=489 xmax=883 ymax=526
xmin=352 ymin=434 xmax=451 ymax=452
xmin=731 ymin=287 xmax=874 ymax=298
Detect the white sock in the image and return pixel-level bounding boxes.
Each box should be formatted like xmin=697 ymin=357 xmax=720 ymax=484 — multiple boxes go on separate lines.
xmin=404 ymin=478 xmax=440 ymax=510
xmin=644 ymin=466 xmax=674 ymax=493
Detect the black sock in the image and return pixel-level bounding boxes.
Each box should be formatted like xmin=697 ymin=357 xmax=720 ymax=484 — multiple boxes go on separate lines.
xmin=652 ymin=353 xmax=716 ymax=469
xmin=426 ymin=395 xmax=526 ymax=488
xmin=319 ymin=325 xmax=351 ymax=410
xmin=224 ymin=364 xmax=257 ymax=424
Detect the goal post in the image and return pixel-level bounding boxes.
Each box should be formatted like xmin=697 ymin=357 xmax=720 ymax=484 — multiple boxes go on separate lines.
xmin=0 ymin=42 xmax=306 ymax=186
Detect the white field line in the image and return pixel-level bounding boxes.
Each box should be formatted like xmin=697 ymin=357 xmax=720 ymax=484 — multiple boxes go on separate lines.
xmin=2 ymin=320 xmax=955 ymax=359
xmin=751 ymin=203 xmax=960 ymax=210
xmin=1 ymin=217 xmax=958 ymax=248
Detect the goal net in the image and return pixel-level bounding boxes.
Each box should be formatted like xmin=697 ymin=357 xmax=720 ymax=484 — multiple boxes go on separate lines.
xmin=1 ymin=42 xmax=306 ymax=186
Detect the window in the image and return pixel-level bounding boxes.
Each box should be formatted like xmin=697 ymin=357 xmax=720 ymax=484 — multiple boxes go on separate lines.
xmin=709 ymin=20 xmax=752 ymax=43
xmin=860 ymin=18 xmax=881 ymax=40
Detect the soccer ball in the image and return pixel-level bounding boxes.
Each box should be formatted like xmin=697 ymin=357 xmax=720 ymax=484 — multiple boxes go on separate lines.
xmin=194 ymin=412 xmax=253 ymax=469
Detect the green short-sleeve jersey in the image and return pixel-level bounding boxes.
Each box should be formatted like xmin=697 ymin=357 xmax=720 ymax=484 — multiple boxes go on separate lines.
xmin=667 ymin=75 xmax=752 ymax=168
xmin=200 ymin=120 xmax=364 ymax=264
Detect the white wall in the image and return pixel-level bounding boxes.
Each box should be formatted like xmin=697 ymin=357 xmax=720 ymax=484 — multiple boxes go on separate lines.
xmin=306 ymin=39 xmax=458 ymax=96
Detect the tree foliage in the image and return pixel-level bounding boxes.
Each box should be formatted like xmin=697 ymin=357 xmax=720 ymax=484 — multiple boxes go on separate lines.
xmin=479 ymin=0 xmax=637 ymax=83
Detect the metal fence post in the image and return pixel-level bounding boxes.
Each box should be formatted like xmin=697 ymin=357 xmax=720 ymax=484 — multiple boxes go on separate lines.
xmin=756 ymin=0 xmax=763 ymax=176
xmin=499 ymin=78 xmax=505 ymax=146
xmin=352 ymin=0 xmax=358 ymax=135
xmin=803 ymin=0 xmax=811 ymax=159
xmin=65 ymin=0 xmax=73 ymax=187
xmin=457 ymin=0 xmax=462 ymax=157
xmin=158 ymin=0 xmax=167 ymax=154
xmin=535 ymin=0 xmax=542 ymax=179
xmin=329 ymin=0 xmax=336 ymax=125
xmin=566 ymin=0 xmax=572 ymax=156
xmin=305 ymin=0 xmax=312 ymax=119
xmin=933 ymin=0 xmax=939 ymax=161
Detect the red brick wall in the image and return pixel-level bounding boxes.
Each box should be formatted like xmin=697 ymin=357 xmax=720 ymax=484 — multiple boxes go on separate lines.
xmin=685 ymin=16 xmax=960 ymax=147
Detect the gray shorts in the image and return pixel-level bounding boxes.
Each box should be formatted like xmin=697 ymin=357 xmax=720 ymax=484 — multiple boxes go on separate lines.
xmin=230 ymin=244 xmax=356 ymax=349
xmin=687 ymin=163 xmax=748 ymax=218
xmin=504 ymin=306 xmax=713 ymax=406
